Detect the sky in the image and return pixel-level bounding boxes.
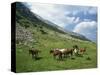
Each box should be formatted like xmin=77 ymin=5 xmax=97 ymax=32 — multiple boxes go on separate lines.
xmin=24 ymin=2 xmax=97 ymax=41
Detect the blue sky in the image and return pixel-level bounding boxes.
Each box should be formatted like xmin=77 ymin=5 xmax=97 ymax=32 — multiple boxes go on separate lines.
xmin=25 ymin=3 xmax=97 ymax=41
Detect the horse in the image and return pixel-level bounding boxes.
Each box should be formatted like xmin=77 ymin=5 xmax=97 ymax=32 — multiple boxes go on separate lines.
xmin=29 ymin=48 xmax=41 ymax=59
xmin=58 ymin=48 xmax=74 ymax=58
xmin=50 ymin=48 xmax=73 ymax=59
xmin=79 ymin=47 xmax=87 ymax=55
xmin=50 ymin=49 xmax=63 ymax=60
xmin=73 ymin=45 xmax=79 ymax=49
xmin=73 ymin=45 xmax=79 ymax=56
xmin=65 ymin=48 xmax=74 ymax=57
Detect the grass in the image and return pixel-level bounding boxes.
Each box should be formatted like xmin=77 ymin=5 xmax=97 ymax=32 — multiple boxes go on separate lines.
xmin=16 ymin=29 xmax=97 ymax=72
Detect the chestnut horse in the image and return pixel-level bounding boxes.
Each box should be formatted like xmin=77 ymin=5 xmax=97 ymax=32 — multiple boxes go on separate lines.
xmin=79 ymin=47 xmax=87 ymax=54
xmin=50 ymin=49 xmax=62 ymax=60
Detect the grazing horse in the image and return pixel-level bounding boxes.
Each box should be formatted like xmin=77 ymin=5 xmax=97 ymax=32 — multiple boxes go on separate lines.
xmin=65 ymin=48 xmax=74 ymax=57
xmin=79 ymin=47 xmax=87 ymax=54
xmin=29 ymin=48 xmax=41 ymax=59
xmin=50 ymin=48 xmax=74 ymax=59
xmin=50 ymin=49 xmax=62 ymax=60
xmin=58 ymin=48 xmax=73 ymax=58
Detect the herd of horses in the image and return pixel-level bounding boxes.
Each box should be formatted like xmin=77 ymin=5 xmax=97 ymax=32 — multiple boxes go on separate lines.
xmin=29 ymin=45 xmax=87 ymax=60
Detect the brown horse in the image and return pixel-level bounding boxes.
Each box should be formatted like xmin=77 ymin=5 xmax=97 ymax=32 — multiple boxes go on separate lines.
xmin=65 ymin=48 xmax=74 ymax=57
xmin=29 ymin=48 xmax=41 ymax=59
xmin=57 ymin=48 xmax=73 ymax=58
xmin=50 ymin=48 xmax=73 ymax=59
xmin=79 ymin=47 xmax=87 ymax=54
xmin=50 ymin=49 xmax=62 ymax=60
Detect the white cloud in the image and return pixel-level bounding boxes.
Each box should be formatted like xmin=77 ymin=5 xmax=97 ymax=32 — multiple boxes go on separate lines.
xmin=73 ymin=21 xmax=97 ymax=33
xmin=83 ymin=19 xmax=91 ymax=22
xmin=73 ymin=21 xmax=97 ymax=41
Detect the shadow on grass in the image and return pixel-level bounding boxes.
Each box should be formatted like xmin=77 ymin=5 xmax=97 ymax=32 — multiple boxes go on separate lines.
xmin=86 ymin=57 xmax=91 ymax=61
xmin=71 ymin=57 xmax=76 ymax=60
xmin=75 ymin=54 xmax=83 ymax=57
xmin=32 ymin=57 xmax=43 ymax=60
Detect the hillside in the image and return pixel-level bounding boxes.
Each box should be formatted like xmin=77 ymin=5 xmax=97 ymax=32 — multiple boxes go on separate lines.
xmin=15 ymin=2 xmax=97 ymax=72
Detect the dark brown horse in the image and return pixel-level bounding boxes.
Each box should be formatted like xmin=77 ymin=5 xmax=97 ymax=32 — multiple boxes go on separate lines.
xmin=29 ymin=48 xmax=41 ymax=59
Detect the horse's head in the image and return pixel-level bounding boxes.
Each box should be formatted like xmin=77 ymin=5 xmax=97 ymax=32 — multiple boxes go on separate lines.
xmin=73 ymin=45 xmax=79 ymax=49
xmin=50 ymin=49 xmax=54 ymax=54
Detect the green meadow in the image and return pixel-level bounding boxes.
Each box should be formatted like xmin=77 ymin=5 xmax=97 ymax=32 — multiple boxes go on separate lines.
xmin=16 ymin=27 xmax=97 ymax=72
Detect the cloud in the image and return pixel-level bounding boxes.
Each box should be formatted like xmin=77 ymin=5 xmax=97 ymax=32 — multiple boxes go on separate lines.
xmin=73 ymin=21 xmax=97 ymax=41
xmin=73 ymin=21 xmax=97 ymax=33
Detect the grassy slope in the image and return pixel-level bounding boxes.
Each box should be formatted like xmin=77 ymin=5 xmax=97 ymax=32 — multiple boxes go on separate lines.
xmin=16 ymin=24 xmax=97 ymax=72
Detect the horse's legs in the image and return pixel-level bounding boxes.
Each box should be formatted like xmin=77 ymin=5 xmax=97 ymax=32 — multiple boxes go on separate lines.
xmin=70 ymin=52 xmax=73 ymax=57
xmin=64 ymin=53 xmax=67 ymax=58
xmin=53 ymin=54 xmax=56 ymax=59
xmin=59 ymin=53 xmax=63 ymax=60
xmin=32 ymin=53 xmax=34 ymax=59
